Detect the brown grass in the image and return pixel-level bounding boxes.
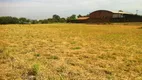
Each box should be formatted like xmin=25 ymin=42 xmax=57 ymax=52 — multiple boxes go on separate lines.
xmin=0 ymin=23 xmax=142 ymax=80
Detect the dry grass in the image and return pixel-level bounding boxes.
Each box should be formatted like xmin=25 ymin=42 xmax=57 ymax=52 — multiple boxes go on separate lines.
xmin=0 ymin=23 xmax=142 ymax=80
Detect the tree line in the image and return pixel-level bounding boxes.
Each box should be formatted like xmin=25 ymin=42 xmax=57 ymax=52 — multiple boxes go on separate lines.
xmin=0 ymin=14 xmax=78 ymax=24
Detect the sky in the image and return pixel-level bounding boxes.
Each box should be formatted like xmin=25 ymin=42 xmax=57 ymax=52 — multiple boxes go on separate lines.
xmin=0 ymin=0 xmax=142 ymax=19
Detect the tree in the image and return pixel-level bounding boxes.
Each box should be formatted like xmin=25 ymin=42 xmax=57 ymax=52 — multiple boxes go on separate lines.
xmin=119 ymin=10 xmax=123 ymax=12
xmin=60 ymin=18 xmax=66 ymax=23
xmin=0 ymin=16 xmax=19 ymax=24
xmin=19 ymin=17 xmax=29 ymax=24
xmin=39 ymin=19 xmax=48 ymax=24
xmin=11 ymin=17 xmax=19 ymax=24
xmin=31 ymin=20 xmax=38 ymax=24
xmin=52 ymin=14 xmax=60 ymax=22
xmin=77 ymin=14 xmax=82 ymax=18
xmin=67 ymin=14 xmax=76 ymax=21
xmin=0 ymin=15 xmax=67 ymax=24
xmin=47 ymin=18 xmax=54 ymax=23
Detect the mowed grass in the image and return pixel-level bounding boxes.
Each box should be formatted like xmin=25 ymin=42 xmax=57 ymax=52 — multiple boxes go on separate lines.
xmin=0 ymin=23 xmax=142 ymax=80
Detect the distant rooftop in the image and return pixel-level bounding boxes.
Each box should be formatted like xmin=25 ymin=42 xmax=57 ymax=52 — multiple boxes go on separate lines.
xmin=111 ymin=10 xmax=133 ymax=14
xmin=77 ymin=17 xmax=89 ymax=20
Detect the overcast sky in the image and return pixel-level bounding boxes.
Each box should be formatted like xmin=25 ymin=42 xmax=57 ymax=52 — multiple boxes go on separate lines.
xmin=0 ymin=0 xmax=142 ymax=19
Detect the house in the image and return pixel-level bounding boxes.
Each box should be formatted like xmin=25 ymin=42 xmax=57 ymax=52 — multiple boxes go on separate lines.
xmin=70 ymin=10 xmax=142 ymax=23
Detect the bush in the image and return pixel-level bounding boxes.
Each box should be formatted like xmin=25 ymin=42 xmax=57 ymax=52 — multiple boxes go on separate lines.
xmin=28 ymin=64 xmax=39 ymax=76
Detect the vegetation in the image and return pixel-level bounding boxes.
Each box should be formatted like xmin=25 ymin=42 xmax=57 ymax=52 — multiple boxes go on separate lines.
xmin=77 ymin=14 xmax=82 ymax=18
xmin=0 ymin=16 xmax=19 ymax=24
xmin=19 ymin=17 xmax=30 ymax=24
xmin=0 ymin=23 xmax=142 ymax=80
xmin=67 ymin=14 xmax=76 ymax=21
xmin=0 ymin=14 xmax=74 ymax=24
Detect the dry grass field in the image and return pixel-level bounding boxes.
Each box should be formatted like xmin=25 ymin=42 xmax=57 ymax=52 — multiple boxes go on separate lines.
xmin=0 ymin=23 xmax=142 ymax=80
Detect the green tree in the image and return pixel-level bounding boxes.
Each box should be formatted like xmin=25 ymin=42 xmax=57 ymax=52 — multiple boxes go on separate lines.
xmin=67 ymin=14 xmax=76 ymax=21
xmin=31 ymin=20 xmax=38 ymax=24
xmin=19 ymin=17 xmax=29 ymax=24
xmin=77 ymin=14 xmax=82 ymax=18
xmin=47 ymin=18 xmax=54 ymax=23
xmin=52 ymin=14 xmax=60 ymax=22
xmin=39 ymin=19 xmax=48 ymax=24
xmin=0 ymin=16 xmax=19 ymax=24
xmin=60 ymin=18 xmax=66 ymax=23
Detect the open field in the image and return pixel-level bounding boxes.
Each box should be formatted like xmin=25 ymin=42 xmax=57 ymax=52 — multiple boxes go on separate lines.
xmin=0 ymin=23 xmax=142 ymax=80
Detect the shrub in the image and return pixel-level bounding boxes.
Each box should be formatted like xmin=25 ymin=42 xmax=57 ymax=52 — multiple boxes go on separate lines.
xmin=28 ymin=64 xmax=39 ymax=76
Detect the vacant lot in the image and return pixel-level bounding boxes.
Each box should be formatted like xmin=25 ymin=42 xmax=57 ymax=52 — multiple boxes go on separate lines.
xmin=0 ymin=23 xmax=142 ymax=80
